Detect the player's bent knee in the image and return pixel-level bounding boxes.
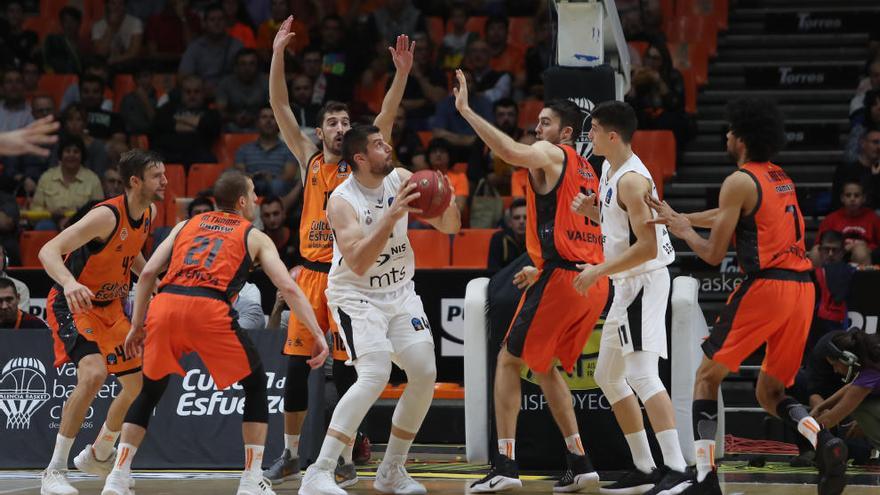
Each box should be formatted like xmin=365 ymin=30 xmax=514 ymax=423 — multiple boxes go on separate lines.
xmin=125 ymin=376 xmax=169 ymax=428
xmin=78 ymin=365 xmax=108 ymax=392
xmin=241 ymin=367 xmax=269 ymax=423
xmin=594 ymin=365 xmax=632 ymax=405
xmin=627 ymin=372 xmax=665 ymax=403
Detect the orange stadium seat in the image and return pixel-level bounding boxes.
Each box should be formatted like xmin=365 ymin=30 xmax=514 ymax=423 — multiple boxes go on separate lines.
xmin=518 ymin=99 xmax=544 ymax=130
xmin=680 ymin=67 xmax=698 ymax=114
xmin=451 ymin=229 xmax=497 ymax=268
xmin=666 ymin=15 xmax=718 ymax=57
xmin=19 ymin=230 xmax=58 ymax=267
xmin=426 ymin=16 xmax=444 ymax=46
xmin=668 ymin=42 xmax=709 ymax=86
xmin=112 ymin=74 xmax=135 ymax=111
xmin=22 ymin=16 xmax=54 ymax=41
xmin=37 ymin=74 xmax=78 ymax=109
xmin=677 ymin=0 xmax=729 ymax=30
xmin=507 ymin=17 xmax=533 ymax=47
xmin=163 ymin=163 xmax=186 ymax=199
xmin=417 ymin=131 xmax=432 ymax=149
xmin=408 ymin=230 xmax=450 ymax=268
xmin=446 ymin=16 xmax=486 ymax=37
xmin=216 ymin=133 xmax=257 ymax=168
xmin=187 ymin=163 xmax=224 ymax=197
xmin=129 ymin=134 xmax=149 ymax=150
xmin=631 ymin=130 xmax=676 ymax=189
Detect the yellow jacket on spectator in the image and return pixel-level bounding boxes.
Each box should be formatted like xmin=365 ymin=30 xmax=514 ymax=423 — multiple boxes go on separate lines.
xmin=31 ymin=166 xmax=104 ymax=214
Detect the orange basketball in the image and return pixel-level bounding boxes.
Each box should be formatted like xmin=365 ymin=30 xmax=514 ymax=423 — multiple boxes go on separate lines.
xmin=407 ymin=170 xmax=452 ymax=219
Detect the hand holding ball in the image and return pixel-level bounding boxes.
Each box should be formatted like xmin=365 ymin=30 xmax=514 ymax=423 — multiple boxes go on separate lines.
xmin=406 ymin=170 xmax=453 ymax=219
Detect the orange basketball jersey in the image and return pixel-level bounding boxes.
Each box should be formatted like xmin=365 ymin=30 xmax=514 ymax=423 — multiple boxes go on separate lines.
xmin=525 ymin=144 xmax=603 ymax=269
xmin=734 ymin=162 xmax=811 ymax=273
xmin=59 ymin=194 xmax=152 ymax=301
xmin=161 ymin=211 xmax=253 ymax=299
xmin=299 ymin=152 xmax=351 ymax=263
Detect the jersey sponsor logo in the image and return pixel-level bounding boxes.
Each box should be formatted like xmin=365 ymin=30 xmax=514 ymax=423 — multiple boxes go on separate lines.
xmin=369 ymin=266 xmax=407 ymax=288
xmin=337 ymin=163 xmax=349 ymax=176
xmin=94 ymin=282 xmax=129 ymax=301
xmin=766 ymin=169 xmax=791 ymax=183
xmin=306 ymin=219 xmax=333 ymax=247
xmin=604 ymin=187 xmax=613 ymax=205
xmin=565 ymin=230 xmax=602 ymax=244
xmin=172 ymin=268 xmax=221 ymax=286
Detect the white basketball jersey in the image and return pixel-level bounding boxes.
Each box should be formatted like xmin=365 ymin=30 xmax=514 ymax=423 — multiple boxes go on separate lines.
xmin=328 ymin=169 xmax=414 ymax=293
xmin=599 ymin=153 xmax=674 ymax=280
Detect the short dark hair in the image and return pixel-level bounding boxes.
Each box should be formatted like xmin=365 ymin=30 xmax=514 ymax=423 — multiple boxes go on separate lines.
xmin=187 ymin=196 xmax=215 ymax=217
xmin=342 ymin=124 xmax=381 ymax=167
xmin=235 ymin=48 xmax=258 ymax=63
xmin=427 ymin=137 xmax=452 ymax=156
xmin=317 ymin=101 xmax=350 ymax=127
xmin=818 ymin=230 xmax=844 ymax=245
xmin=59 ymin=6 xmax=82 ymax=23
xmin=726 ymin=98 xmax=786 ymax=162
xmin=494 ymin=97 xmax=517 ymax=114
xmin=841 ymin=179 xmax=864 ymax=192
xmin=261 ymin=195 xmax=284 ymax=210
xmin=118 ymin=149 xmax=163 ymax=189
xmin=213 ymin=169 xmax=251 ymax=210
xmin=486 ymin=14 xmax=509 ymax=31
xmin=0 ymin=278 xmax=18 ymax=295
xmin=510 ymin=197 xmax=526 ymax=210
xmin=544 ymin=99 xmax=584 ymax=139
xmin=58 ymin=134 xmax=87 ymax=162
xmin=591 ymin=100 xmax=638 ymax=143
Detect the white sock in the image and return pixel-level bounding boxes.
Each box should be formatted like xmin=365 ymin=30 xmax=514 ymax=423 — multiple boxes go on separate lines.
xmin=114 ymin=443 xmax=137 ymax=473
xmin=316 ymin=435 xmax=347 ymax=468
xmin=342 ymin=437 xmax=354 ymax=464
xmin=564 ymin=433 xmax=585 ymax=455
xmin=624 ymin=430 xmax=656 ymax=473
xmin=797 ymin=417 xmax=821 ymax=449
xmin=284 ymin=434 xmax=300 ymax=457
xmin=384 ymin=432 xmax=414 ymax=460
xmin=93 ymin=423 xmax=120 ymax=462
xmin=655 ymin=429 xmax=687 ymax=472
xmin=694 ymin=439 xmax=715 ymax=482
xmin=498 ymin=438 xmax=515 ymax=460
xmin=244 ymin=444 xmax=264 ymax=477
xmin=48 ymin=434 xmax=75 ymax=470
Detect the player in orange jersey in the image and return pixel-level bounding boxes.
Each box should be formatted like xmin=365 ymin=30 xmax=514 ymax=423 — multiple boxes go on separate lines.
xmin=454 ymin=69 xmax=608 ymax=493
xmin=265 ymin=16 xmax=414 ymax=484
xmin=38 ymin=149 xmax=165 ymax=495
xmin=648 ymin=99 xmax=847 ymax=495
xmin=100 ymin=170 xmax=327 ymax=495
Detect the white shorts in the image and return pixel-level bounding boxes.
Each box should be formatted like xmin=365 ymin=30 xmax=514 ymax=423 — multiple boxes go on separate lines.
xmin=602 ymin=268 xmax=670 ymax=358
xmin=327 ymin=282 xmax=434 ymax=363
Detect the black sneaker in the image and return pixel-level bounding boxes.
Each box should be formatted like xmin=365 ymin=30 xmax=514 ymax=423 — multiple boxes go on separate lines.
xmin=470 ymin=454 xmax=522 ymax=493
xmin=790 ymin=450 xmax=816 ymax=468
xmin=677 ymin=469 xmax=721 ymax=495
xmin=262 ymin=448 xmax=300 ymax=483
xmin=817 ymin=431 xmax=848 ymax=495
xmin=554 ymin=452 xmax=600 ymax=493
xmin=600 ymin=467 xmax=665 ymax=494
xmin=642 ymin=468 xmax=691 ymax=495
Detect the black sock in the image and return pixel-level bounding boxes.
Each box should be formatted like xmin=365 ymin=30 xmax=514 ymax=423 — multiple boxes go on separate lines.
xmin=693 ymin=399 xmax=718 ymax=441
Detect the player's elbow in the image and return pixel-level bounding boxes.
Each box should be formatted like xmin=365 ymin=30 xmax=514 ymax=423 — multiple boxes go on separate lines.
xmin=37 ymin=242 xmax=58 ymax=267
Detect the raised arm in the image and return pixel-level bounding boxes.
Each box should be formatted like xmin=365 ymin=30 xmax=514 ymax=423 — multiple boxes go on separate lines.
xmin=373 ymin=35 xmax=414 ymax=142
xmin=270 ymin=16 xmax=318 ymax=176
xmin=452 ymin=69 xmax=560 ymax=170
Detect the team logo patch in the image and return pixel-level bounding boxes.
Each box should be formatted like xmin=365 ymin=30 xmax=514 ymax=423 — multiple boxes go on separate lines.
xmin=293 ymin=337 xmax=303 ymax=347
xmin=337 ymin=162 xmax=348 ymax=176
xmin=312 ymin=162 xmax=320 ymax=173
xmin=85 ymin=328 xmax=94 ymax=334
xmin=388 ymin=197 xmax=394 ymax=207
xmin=120 ymin=227 xmax=128 ymax=241
xmin=106 ymin=354 xmax=117 ymax=365
xmin=411 ymin=318 xmax=424 ymax=331
xmin=605 ymin=188 xmax=613 ymax=205
xmin=365 ymin=216 xmax=373 ymax=225
xmin=0 ymin=357 xmax=50 ymax=429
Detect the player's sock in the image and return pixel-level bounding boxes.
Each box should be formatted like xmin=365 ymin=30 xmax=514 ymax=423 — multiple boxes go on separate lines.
xmin=114 ymin=443 xmax=137 ymax=473
xmin=776 ymin=396 xmax=820 ymax=448
xmin=93 ymin=423 xmax=120 ymax=461
xmin=48 ymin=434 xmax=75 ymax=470
xmin=656 ymin=428 xmax=687 ymax=472
xmin=244 ymin=444 xmax=264 ymax=477
xmin=498 ymin=438 xmax=516 ymax=460
xmin=342 ymin=437 xmax=354 ymax=464
xmin=564 ymin=433 xmax=585 ymax=456
xmin=284 ymin=434 xmax=300 ymax=457
xmin=316 ymin=434 xmax=347 ymax=467
xmin=384 ymin=432 xmax=414 ymax=460
xmin=693 ymin=399 xmax=718 ymax=482
xmin=624 ymin=430 xmax=656 ymax=473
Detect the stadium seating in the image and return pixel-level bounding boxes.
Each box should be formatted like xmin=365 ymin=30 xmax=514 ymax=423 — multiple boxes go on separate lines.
xmin=668 ymin=41 xmax=709 ymax=86
xmin=408 ymin=230 xmax=451 ymax=268
xmin=665 ymin=14 xmax=718 ymax=57
xmin=19 ymin=230 xmax=58 ymax=267
xmin=163 ymin=163 xmax=187 ymax=200
xmin=517 ymin=99 xmax=544 ymax=130
xmin=676 ymin=0 xmax=729 ymax=30
xmin=417 ymin=131 xmax=432 ymax=149
xmin=187 ymin=163 xmax=225 ymax=197
xmin=112 ymin=74 xmax=135 ymax=111
xmin=632 ymin=130 xmax=676 ymax=181
xmin=37 ymin=74 xmax=77 ymax=109
xmin=446 ymin=16 xmax=487 ymax=37
xmin=215 ymin=133 xmax=258 ymax=168
xmin=130 ymin=134 xmax=149 ymax=150
xmin=680 ymin=67 xmax=698 ymax=114
xmin=507 ymin=17 xmax=534 ymax=47
xmin=426 ymin=16 xmax=444 ymax=46
xmin=451 ymin=229 xmax=497 ymax=268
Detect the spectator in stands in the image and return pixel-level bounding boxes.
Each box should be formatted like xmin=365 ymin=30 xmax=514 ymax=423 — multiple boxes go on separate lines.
xmin=0 ymin=245 xmax=27 ymax=306
xmin=426 ymin=138 xmax=468 ymax=212
xmin=151 ymin=75 xmax=222 ymax=166
xmin=808 ymin=230 xmax=854 ymax=348
xmin=222 ymin=0 xmax=257 ymax=49
xmin=102 ymin=167 xmax=125 ymax=198
xmin=0 ymin=69 xmax=33 ymax=133
xmin=0 ymin=2 xmax=38 ymax=69
xmin=260 ymin=196 xmax=296 ymax=267
xmin=31 ymin=135 xmax=104 ymax=230
xmin=216 ymin=48 xmax=269 ymax=132
xmin=392 ymin=107 xmax=427 ymax=170
xmin=60 ymin=58 xmax=114 ymax=112
xmin=818 ymin=181 xmax=880 ymax=258
xmin=80 ymin=75 xmax=125 ymax=142
xmin=487 ymin=197 xmax=527 ymax=270
xmin=0 ymin=205 xmax=22 ymax=268
xmin=850 ymin=57 xmax=880 ymax=119
xmin=144 ymin=0 xmax=201 ymax=72
xmin=124 ymin=0 xmax=165 ymax=21
xmin=399 ymin=31 xmax=447 ymax=131
xmin=290 ymin=74 xmax=320 ymax=132
xmin=0 ymin=278 xmax=44 ymax=329
xmin=627 ymin=42 xmax=693 ymax=148
xmin=42 ymin=7 xmax=88 ymax=75
xmin=440 ymin=2 xmax=478 ymax=70
xmin=307 ymin=15 xmax=362 ymax=102
xmin=484 ymin=98 xmax=524 ymax=193
xmin=833 ymin=127 xmax=880 ymax=211
xmin=55 ymin=103 xmax=111 ymax=177
xmin=2 ymin=95 xmax=56 ymax=194
xmin=92 ymin=0 xmax=144 ymax=72
xmin=485 ymin=15 xmax=526 ymax=91
xmin=178 ymin=4 xmax=244 ymax=91
xmin=846 ymin=90 xmax=880 ymax=163
xmin=463 ymin=39 xmax=511 ymax=104
xmin=431 ymin=69 xmax=492 ymax=160
xmin=21 ymin=60 xmax=40 ymax=95
xmin=234 ymin=106 xmax=299 ymax=200
xmin=525 ymin=16 xmax=553 ymax=99
xmin=256 ymin=0 xmax=309 ymax=63
xmin=120 ymin=66 xmax=158 ymax=135
xmin=234 ymin=281 xmax=266 ymax=329
xmin=299 ymin=46 xmax=351 ymax=105
xmin=368 ymin=0 xmax=425 ymax=44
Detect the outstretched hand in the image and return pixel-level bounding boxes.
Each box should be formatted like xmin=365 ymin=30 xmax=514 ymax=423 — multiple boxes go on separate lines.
xmin=389 ymin=34 xmax=415 ymax=74
xmin=453 ymin=69 xmax=469 ymax=113
xmin=273 ymin=15 xmax=297 ymax=54
xmin=0 ymin=116 xmax=59 ymax=157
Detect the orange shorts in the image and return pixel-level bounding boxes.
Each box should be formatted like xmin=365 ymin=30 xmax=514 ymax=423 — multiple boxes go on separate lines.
xmin=505 ymin=264 xmax=610 ymax=373
xmin=143 ymin=291 xmax=260 ymax=390
xmin=47 ymin=289 xmax=141 ymax=376
xmin=284 ymin=264 xmax=346 ymax=360
xmin=703 ymin=270 xmax=814 ymax=387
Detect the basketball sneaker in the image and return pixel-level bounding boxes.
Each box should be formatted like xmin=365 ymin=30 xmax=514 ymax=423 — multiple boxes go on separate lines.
xmin=41 ymin=469 xmax=78 ymax=495
xmin=73 ymin=445 xmax=114 ymax=477
xmin=553 ymin=452 xmax=600 ymax=493
xmin=299 ymin=459 xmax=346 ymax=495
xmin=600 ymin=467 xmax=665 ymax=494
xmin=817 ymin=431 xmax=848 ymax=495
xmin=335 ymin=456 xmax=358 ymax=488
xmin=469 ymin=454 xmax=522 ymax=493
xmin=237 ymin=473 xmax=276 ymax=495
xmin=373 ymin=454 xmax=426 ymax=495
xmin=263 ymin=448 xmax=300 ymax=483
xmin=100 ymin=470 xmax=133 ymax=495
xmin=641 ymin=468 xmax=691 ymax=495
xmin=666 ymin=470 xmax=720 ymax=495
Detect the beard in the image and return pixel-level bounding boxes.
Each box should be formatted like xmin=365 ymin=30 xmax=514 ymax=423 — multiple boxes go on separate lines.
xmin=370 ymin=158 xmax=394 ymax=177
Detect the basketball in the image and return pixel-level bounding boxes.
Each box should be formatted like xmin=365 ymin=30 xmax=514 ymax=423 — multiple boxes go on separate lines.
xmin=407 ymin=170 xmax=453 ymax=219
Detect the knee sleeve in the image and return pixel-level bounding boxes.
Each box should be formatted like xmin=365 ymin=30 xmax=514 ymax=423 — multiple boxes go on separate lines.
xmin=284 ymin=356 xmax=311 ymax=412
xmin=241 ymin=366 xmax=269 ymax=423
xmin=125 ymin=375 xmax=169 ymax=428
xmin=392 ymin=343 xmax=437 ymax=433
xmin=594 ymin=345 xmax=633 ymax=405
xmin=328 ymin=352 xmax=391 ymax=438
xmin=333 ymin=359 xmax=357 ymax=398
xmin=624 ymin=352 xmax=666 ymax=402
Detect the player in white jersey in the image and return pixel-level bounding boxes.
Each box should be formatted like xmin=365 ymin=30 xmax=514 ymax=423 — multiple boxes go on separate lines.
xmin=299 ymin=125 xmax=461 ymax=495
xmin=571 ymin=102 xmax=688 ymax=495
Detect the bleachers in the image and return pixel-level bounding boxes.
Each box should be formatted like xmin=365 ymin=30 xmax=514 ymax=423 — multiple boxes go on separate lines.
xmin=19 ymin=231 xmax=58 ymax=267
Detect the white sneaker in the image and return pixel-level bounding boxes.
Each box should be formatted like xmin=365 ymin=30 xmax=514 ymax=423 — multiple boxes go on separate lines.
xmin=41 ymin=469 xmax=78 ymax=495
xmin=298 ymin=460 xmax=347 ymax=495
xmin=100 ymin=470 xmax=132 ymax=495
xmin=237 ymin=473 xmax=276 ymax=495
xmin=374 ymin=455 xmax=427 ymax=495
xmin=74 ymin=445 xmax=115 ymax=477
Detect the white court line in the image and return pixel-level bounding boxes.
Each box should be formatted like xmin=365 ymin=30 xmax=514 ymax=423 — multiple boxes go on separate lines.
xmin=0 ymin=484 xmax=42 ymax=494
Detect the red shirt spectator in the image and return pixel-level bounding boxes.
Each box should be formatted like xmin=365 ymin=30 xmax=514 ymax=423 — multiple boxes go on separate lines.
xmin=817 ymin=181 xmax=880 ymax=249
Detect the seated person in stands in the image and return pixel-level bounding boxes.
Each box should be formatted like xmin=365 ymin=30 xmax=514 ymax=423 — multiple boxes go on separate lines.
xmin=30 ymin=135 xmax=104 ymax=230
xmin=808 ymin=231 xmax=855 ymax=342
xmin=426 ymin=138 xmax=468 ymax=213
xmin=817 ymin=180 xmax=880 ymax=264
xmin=151 ymin=75 xmax=222 ymax=167
xmin=216 ymin=48 xmax=269 ymax=132
xmin=260 ymin=196 xmax=297 ymax=267
xmin=80 ymin=74 xmax=126 ymax=141
xmin=487 ymin=198 xmax=527 ymax=271
xmin=391 ymin=107 xmax=427 ymax=170
xmin=431 ymin=68 xmax=492 ymax=163
xmin=102 ymin=167 xmax=125 ymax=199
xmin=234 ymin=106 xmax=300 ymax=202
xmin=813 ymin=329 xmax=880 ymax=459
xmin=120 ymin=66 xmax=159 ymax=135
xmin=832 ymin=127 xmax=880 ymax=211
xmin=0 ymin=245 xmax=29 ymax=308
xmin=54 ymin=103 xmax=111 ymax=178
xmin=846 ymin=90 xmax=880 ymax=163
xmin=0 ymin=278 xmax=45 ymax=329
xmin=484 ymin=98 xmax=524 ymax=193
xmin=43 ymin=6 xmax=89 ymax=74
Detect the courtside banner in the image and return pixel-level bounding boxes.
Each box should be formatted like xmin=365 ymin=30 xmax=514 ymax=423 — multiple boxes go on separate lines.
xmin=847 ymin=271 xmax=880 ymax=334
